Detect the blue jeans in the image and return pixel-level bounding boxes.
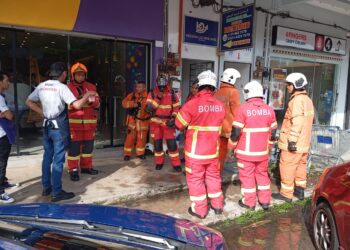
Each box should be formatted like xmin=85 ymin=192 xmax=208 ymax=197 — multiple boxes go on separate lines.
xmin=42 ymin=128 xmax=66 ymax=196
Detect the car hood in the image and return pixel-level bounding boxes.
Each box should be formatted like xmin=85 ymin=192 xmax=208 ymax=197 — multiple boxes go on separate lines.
xmin=0 ymin=203 xmax=219 ymax=248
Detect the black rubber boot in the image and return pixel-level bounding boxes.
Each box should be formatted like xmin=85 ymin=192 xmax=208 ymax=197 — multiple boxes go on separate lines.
xmin=155 ymin=164 xmax=163 ymax=170
xmin=81 ymin=168 xmax=99 ymax=175
xmin=238 ymin=199 xmax=255 ymax=211
xmin=272 ymin=193 xmax=292 ymax=203
xmin=293 ymin=186 xmax=305 ymax=200
xmin=69 ymin=169 xmax=80 ymax=181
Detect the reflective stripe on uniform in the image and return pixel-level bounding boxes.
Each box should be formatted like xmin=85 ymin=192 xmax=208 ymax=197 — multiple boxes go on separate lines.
xmin=233 ymin=121 xmax=244 ymax=128
xmin=158 ymin=104 xmax=172 ymax=109
xmin=173 ymin=102 xmax=180 ymax=107
xmin=186 ymin=126 xmax=221 ymax=160
xmin=242 ymin=127 xmax=270 ymax=132
xmin=221 ymin=132 xmax=231 ymax=138
xmin=154 ymin=152 xmax=164 ymax=157
xmin=185 ymin=151 xmax=218 ymax=160
xmin=124 ymin=147 xmax=132 ymax=152
xmin=176 ymin=113 xmax=188 ymax=127
xmin=237 ymin=162 xmax=244 ymax=168
xmin=148 ymin=99 xmax=159 ymax=108
xmin=281 ymin=183 xmax=294 ymax=190
xmin=270 ymin=121 xmax=277 ymax=128
xmin=236 ymin=149 xmax=269 ymax=156
xmin=208 ymin=191 xmax=222 ymax=198
xmin=304 ymin=110 xmax=314 ymax=116
xmin=136 ymin=147 xmax=144 ymax=152
xmin=257 ymin=185 xmax=270 ymax=190
xmin=67 ymin=155 xmax=80 ymax=161
xmin=185 ymin=167 xmax=192 ymax=173
xmin=81 ymin=153 xmax=92 ymax=158
xmin=255 ymin=239 xmax=266 ymax=245
xmin=241 ymin=187 xmax=256 ymax=194
xmin=150 ymin=117 xmax=164 ymax=124
xmin=190 ymin=194 xmax=207 ymax=201
xmin=169 ymin=152 xmax=179 ymax=158
xmin=188 ymin=125 xmax=221 ymax=131
xmin=295 ymin=180 xmax=306 ymax=186
xmin=69 ymin=119 xmax=96 ymax=124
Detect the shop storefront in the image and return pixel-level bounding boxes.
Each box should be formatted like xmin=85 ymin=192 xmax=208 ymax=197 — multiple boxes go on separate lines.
xmin=268 ymin=26 xmax=346 ymax=126
xmin=0 ymin=0 xmax=164 ymax=154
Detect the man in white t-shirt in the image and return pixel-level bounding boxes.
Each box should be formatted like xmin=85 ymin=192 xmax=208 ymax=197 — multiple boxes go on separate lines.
xmin=0 ymin=71 xmax=15 ymax=203
xmin=26 ymin=62 xmax=96 ymax=202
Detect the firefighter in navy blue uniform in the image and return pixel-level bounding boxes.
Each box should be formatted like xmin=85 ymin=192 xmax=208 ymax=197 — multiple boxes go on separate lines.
xmin=228 ymin=81 xmax=277 ymax=211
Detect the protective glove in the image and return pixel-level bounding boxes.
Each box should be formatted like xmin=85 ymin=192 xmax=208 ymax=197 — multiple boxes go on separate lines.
xmin=145 ymin=104 xmax=155 ymax=113
xmin=288 ymin=141 xmax=297 ymax=151
xmin=166 ymin=118 xmax=175 ymax=128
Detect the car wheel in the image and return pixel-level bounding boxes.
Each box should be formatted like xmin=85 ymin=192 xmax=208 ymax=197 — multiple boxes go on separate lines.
xmin=313 ymin=202 xmax=339 ymax=250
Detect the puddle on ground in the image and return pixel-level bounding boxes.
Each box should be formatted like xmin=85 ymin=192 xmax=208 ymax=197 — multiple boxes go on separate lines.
xmin=216 ymin=205 xmax=315 ymax=250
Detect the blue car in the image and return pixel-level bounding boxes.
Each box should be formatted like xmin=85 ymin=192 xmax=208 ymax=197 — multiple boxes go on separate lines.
xmin=0 ymin=203 xmax=226 ymax=249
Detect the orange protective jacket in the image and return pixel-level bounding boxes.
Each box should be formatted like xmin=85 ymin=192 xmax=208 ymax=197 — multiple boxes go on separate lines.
xmin=278 ymin=90 xmax=314 ymax=153
xmin=122 ymin=90 xmax=150 ymax=131
xmin=67 ymin=81 xmax=100 ymax=131
xmin=214 ymin=83 xmax=240 ymax=138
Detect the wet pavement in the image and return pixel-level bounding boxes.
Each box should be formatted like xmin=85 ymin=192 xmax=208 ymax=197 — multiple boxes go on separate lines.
xmin=117 ymin=184 xmax=316 ymax=249
xmin=214 ymin=204 xmax=315 ymax=249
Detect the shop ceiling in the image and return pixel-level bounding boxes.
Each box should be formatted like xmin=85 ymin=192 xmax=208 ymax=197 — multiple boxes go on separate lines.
xmin=222 ymin=0 xmax=350 ymax=16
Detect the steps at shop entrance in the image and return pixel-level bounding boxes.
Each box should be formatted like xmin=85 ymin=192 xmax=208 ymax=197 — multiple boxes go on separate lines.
xmin=6 ymin=147 xmax=233 ymax=205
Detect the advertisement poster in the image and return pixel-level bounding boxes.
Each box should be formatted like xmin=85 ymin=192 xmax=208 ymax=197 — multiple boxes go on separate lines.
xmin=220 ymin=5 xmax=254 ymax=51
xmin=268 ymin=68 xmax=287 ymax=110
xmin=184 ymin=16 xmax=218 ymax=47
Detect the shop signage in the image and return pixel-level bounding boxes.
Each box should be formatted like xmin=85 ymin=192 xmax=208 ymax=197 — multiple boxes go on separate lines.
xmin=220 ymin=5 xmax=254 ymax=51
xmin=323 ymin=36 xmax=346 ymax=55
xmin=272 ymin=26 xmax=315 ymax=51
xmin=272 ymin=26 xmax=347 ymax=56
xmin=184 ymin=16 xmax=218 ymax=47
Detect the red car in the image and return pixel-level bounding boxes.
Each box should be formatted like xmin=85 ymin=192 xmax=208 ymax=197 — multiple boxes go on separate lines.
xmin=311 ymin=162 xmax=350 ymax=250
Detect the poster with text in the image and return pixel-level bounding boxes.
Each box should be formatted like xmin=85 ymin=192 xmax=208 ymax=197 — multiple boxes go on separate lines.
xmin=268 ymin=68 xmax=287 ymax=110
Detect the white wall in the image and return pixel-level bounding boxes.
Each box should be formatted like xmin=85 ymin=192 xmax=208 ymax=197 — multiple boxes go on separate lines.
xmin=168 ymin=0 xmax=220 ymax=76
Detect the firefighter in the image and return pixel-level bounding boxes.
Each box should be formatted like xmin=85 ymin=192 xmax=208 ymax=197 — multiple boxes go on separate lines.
xmin=122 ymin=81 xmax=150 ymax=160
xmin=145 ymin=74 xmax=182 ymax=172
xmin=67 ymin=62 xmax=100 ymax=181
xmin=215 ymin=68 xmax=241 ymax=172
xmin=272 ymin=73 xmax=314 ymax=202
xmin=175 ymin=70 xmax=225 ymax=219
xmin=228 ymin=81 xmax=277 ymax=211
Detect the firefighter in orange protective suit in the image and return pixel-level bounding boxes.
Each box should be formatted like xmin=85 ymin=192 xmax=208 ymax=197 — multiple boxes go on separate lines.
xmin=215 ymin=68 xmax=241 ymax=172
xmin=145 ymin=74 xmax=182 ymax=172
xmin=67 ymin=63 xmax=100 ymax=181
xmin=272 ymin=73 xmax=314 ymax=202
xmin=228 ymin=81 xmax=277 ymax=211
xmin=175 ymin=70 xmax=225 ymax=219
xmin=122 ymin=81 xmax=150 ymax=160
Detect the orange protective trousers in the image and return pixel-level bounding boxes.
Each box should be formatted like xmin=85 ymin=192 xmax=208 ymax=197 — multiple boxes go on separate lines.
xmin=124 ymin=128 xmax=148 ymax=157
xmin=279 ymin=150 xmax=308 ymax=199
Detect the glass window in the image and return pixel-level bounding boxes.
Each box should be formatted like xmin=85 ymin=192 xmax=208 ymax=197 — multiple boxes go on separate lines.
xmin=269 ymin=58 xmax=337 ymax=125
xmin=0 ymin=28 xmax=150 ymax=154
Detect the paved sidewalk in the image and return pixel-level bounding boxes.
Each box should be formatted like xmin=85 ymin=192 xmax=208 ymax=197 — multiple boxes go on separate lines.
xmin=6 ymin=147 xmax=232 ymax=204
xmin=5 ymin=147 xmax=319 ymax=226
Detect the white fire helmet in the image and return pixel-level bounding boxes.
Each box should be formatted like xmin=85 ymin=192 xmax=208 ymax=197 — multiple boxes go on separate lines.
xmin=220 ymin=68 xmax=241 ymax=85
xmin=197 ymin=70 xmax=218 ymax=89
xmin=243 ymin=80 xmax=264 ymax=100
xmin=285 ymin=72 xmax=308 ymax=89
